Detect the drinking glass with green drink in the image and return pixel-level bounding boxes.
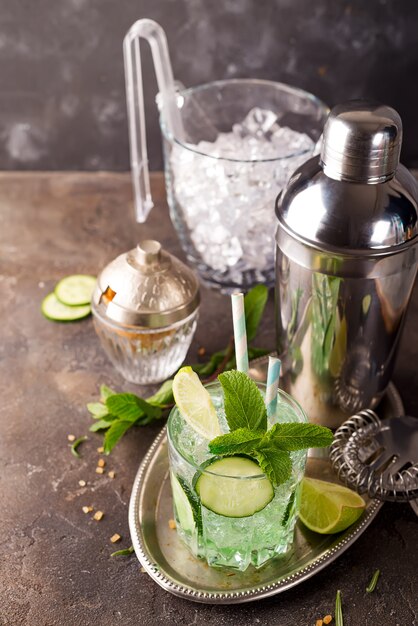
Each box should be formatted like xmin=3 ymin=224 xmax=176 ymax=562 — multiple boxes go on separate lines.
xmin=167 ymin=294 xmax=333 ymax=571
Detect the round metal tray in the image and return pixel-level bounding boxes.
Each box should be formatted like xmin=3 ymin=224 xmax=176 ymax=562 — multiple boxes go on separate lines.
xmin=129 ymin=373 xmax=403 ymax=604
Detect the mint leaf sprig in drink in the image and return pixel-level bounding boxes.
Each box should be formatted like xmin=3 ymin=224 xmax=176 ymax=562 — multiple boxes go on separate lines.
xmin=210 ymin=370 xmax=332 ymax=487
xmin=217 ymin=370 xmax=267 ymax=431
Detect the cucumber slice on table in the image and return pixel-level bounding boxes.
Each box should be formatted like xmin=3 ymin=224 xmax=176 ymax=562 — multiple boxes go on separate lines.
xmin=195 ymin=456 xmax=274 ymax=518
xmin=42 ymin=293 xmax=91 ymax=322
xmin=170 ymin=473 xmax=201 ymax=534
xmin=55 ymin=274 xmax=96 ymax=306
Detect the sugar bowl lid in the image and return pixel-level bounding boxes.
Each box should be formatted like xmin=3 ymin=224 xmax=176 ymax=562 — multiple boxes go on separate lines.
xmin=92 ymin=240 xmax=200 ymax=328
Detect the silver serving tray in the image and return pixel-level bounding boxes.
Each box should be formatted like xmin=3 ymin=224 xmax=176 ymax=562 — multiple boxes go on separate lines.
xmin=129 ymin=376 xmax=403 ymax=604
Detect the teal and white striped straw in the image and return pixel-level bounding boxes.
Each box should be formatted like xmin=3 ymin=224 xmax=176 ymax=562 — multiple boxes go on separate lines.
xmin=265 ymin=356 xmax=282 ymax=417
xmin=231 ymin=293 xmax=249 ymax=373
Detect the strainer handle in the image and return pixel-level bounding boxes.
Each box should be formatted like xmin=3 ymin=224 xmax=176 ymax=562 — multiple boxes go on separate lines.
xmin=123 ymin=19 xmax=183 ymax=223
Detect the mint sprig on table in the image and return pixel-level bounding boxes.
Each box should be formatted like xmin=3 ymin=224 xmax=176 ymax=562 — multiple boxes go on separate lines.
xmin=87 ymin=384 xmax=170 ymax=453
xmin=209 ymin=370 xmax=333 ymax=487
xmin=86 ymin=285 xmax=270 ymax=454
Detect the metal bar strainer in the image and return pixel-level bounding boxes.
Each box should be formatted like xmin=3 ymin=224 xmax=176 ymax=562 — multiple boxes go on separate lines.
xmin=329 ymin=410 xmax=418 ymax=502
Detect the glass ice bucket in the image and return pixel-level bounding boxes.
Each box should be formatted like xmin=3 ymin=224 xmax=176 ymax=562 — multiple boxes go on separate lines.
xmin=124 ymin=21 xmax=329 ymax=292
xmin=162 ymin=80 xmax=328 ymax=291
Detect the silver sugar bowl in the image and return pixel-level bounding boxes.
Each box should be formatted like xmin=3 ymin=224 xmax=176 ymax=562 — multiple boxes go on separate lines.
xmin=92 ymin=240 xmax=200 ymax=384
xmin=275 ymin=101 xmax=418 ymax=428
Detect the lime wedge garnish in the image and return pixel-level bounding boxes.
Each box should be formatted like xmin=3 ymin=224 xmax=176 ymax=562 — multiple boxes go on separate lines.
xmin=299 ymin=477 xmax=366 ymax=534
xmin=172 ymin=367 xmax=221 ymax=440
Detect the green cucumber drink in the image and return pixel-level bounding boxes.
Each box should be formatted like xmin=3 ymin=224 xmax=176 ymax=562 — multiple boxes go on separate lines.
xmin=167 ymin=371 xmax=317 ymax=571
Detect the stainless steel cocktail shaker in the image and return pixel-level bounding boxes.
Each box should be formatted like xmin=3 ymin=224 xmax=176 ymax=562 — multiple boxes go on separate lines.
xmin=275 ymin=101 xmax=418 ymax=428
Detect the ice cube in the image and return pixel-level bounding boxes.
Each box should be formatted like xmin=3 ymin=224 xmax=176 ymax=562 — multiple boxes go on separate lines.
xmin=236 ymin=107 xmax=278 ymax=138
xmin=271 ymin=125 xmax=314 ymax=157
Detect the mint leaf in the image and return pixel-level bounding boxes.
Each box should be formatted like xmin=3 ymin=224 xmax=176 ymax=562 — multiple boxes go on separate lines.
xmin=261 ymin=423 xmax=333 ymax=451
xmin=209 ymin=428 xmax=265 ymax=455
xmin=104 ymin=420 xmax=134 ymax=454
xmin=281 ymin=489 xmax=296 ymax=526
xmin=87 ymin=402 xmax=109 ymax=418
xmin=100 ymin=384 xmax=116 ymax=402
xmin=218 ymin=370 xmax=267 ymax=432
xmin=106 ymin=393 xmax=162 ymax=422
xmin=247 ymin=346 xmax=270 ymax=360
xmin=100 ymin=413 xmax=118 ymax=423
xmin=137 ymin=411 xmax=164 ymax=425
xmin=244 ymin=285 xmax=269 ymax=342
xmin=147 ymin=379 xmax=174 ymax=406
xmin=255 ymin=447 xmax=292 ymax=486
xmin=193 ymin=350 xmax=226 ymax=377
xmin=89 ymin=419 xmax=111 ymax=432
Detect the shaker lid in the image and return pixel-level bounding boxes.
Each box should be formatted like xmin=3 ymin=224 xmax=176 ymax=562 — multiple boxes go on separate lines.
xmin=320 ymin=101 xmax=402 ymax=184
xmin=92 ymin=240 xmax=200 ymax=327
xmin=276 ymin=100 xmax=418 ymax=255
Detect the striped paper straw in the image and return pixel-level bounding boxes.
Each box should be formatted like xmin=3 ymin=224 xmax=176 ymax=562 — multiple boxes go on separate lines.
xmin=231 ymin=293 xmax=249 ymax=373
xmin=265 ymin=356 xmax=282 ymax=417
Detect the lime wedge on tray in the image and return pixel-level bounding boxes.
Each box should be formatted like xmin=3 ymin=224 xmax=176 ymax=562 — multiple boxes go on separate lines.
xmin=299 ymin=477 xmax=366 ymax=534
xmin=172 ymin=367 xmax=221 ymax=439
xmin=55 ymin=274 xmax=96 ymax=306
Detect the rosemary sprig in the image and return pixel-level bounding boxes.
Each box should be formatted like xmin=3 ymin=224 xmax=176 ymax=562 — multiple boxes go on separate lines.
xmin=70 ymin=435 xmax=88 ymax=458
xmin=335 ymin=589 xmax=343 ymax=626
xmin=111 ymin=545 xmax=134 ymax=557
xmin=366 ymin=569 xmax=380 ymax=593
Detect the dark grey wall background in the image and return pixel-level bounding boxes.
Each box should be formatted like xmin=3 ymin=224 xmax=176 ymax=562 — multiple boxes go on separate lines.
xmin=1 ymin=0 xmax=418 ymax=171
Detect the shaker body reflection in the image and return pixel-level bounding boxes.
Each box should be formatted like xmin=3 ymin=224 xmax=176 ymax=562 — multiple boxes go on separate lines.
xmin=276 ymin=222 xmax=416 ymax=429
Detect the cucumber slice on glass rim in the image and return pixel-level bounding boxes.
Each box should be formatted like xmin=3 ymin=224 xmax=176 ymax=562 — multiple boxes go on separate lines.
xmin=41 ymin=293 xmax=91 ymax=322
xmin=55 ymin=274 xmax=96 ymax=306
xmin=195 ymin=456 xmax=274 ymax=518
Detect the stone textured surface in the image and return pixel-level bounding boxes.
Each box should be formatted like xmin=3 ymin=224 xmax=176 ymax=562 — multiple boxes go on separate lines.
xmin=1 ymin=1 xmax=418 ymax=170
xmin=0 ymin=171 xmax=417 ymax=626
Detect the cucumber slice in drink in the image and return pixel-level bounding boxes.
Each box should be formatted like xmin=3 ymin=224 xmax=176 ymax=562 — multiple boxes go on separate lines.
xmin=170 ymin=473 xmax=201 ymax=534
xmin=41 ymin=293 xmax=91 ymax=322
xmin=55 ymin=274 xmax=96 ymax=306
xmin=195 ymin=456 xmax=274 ymax=518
